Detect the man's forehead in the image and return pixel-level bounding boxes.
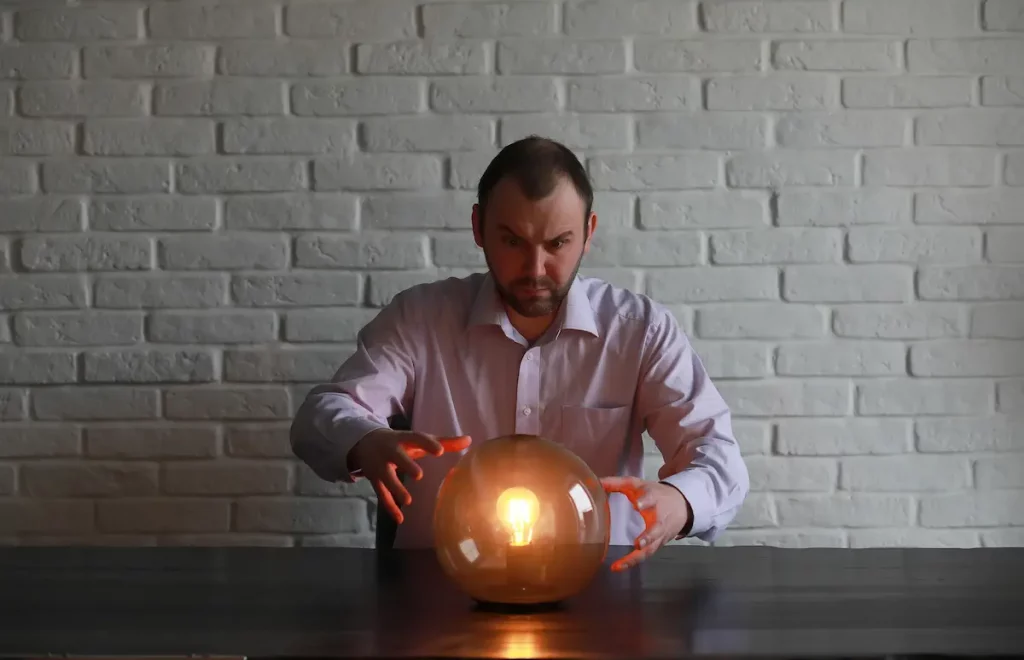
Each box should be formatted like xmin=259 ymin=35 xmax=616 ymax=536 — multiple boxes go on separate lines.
xmin=491 ymin=175 xmax=584 ymax=206
xmin=482 ymin=177 xmax=586 ymax=236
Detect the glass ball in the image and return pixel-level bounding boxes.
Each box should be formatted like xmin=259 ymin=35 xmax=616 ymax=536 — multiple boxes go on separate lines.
xmin=433 ymin=433 xmax=611 ymax=606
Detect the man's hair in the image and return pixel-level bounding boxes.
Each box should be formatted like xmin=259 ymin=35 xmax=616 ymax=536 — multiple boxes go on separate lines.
xmin=476 ymin=135 xmax=594 ymax=233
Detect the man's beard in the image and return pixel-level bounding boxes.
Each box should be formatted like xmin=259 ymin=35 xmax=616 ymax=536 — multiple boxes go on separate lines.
xmin=485 ymin=250 xmax=585 ymax=319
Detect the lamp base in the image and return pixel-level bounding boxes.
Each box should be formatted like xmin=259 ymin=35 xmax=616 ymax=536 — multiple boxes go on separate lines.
xmin=471 ymin=598 xmax=565 ymax=614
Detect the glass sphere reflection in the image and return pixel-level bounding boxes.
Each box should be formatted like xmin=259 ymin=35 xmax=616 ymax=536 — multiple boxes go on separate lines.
xmin=433 ymin=434 xmax=611 ymax=606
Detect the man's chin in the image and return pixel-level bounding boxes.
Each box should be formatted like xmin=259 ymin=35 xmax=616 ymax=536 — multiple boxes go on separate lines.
xmin=515 ymin=285 xmax=550 ymax=297
xmin=508 ymin=296 xmax=557 ymax=318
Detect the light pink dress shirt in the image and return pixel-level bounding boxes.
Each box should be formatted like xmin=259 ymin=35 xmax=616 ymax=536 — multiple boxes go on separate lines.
xmin=291 ymin=272 xmax=749 ymax=549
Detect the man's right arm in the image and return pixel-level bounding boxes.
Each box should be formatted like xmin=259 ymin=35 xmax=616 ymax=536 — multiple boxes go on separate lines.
xmin=290 ymin=292 xmax=419 ymax=483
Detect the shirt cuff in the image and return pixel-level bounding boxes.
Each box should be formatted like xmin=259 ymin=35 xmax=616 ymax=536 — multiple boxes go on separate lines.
xmin=307 ymin=415 xmax=389 ymax=483
xmin=659 ymin=468 xmax=714 ymax=539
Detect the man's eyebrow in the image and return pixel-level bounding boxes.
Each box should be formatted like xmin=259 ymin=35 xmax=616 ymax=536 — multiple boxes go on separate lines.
xmin=496 ymin=226 xmax=573 ymax=241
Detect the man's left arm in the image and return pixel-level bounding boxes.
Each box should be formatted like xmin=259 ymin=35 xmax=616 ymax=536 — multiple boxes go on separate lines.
xmin=633 ymin=309 xmax=750 ymax=544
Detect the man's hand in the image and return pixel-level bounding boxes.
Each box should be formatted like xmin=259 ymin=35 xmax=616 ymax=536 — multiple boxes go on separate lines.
xmin=349 ymin=429 xmax=472 ymax=524
xmin=600 ymin=476 xmax=693 ymax=572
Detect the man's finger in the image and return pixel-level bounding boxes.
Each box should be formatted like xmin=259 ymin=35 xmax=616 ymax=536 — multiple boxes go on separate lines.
xmin=440 ymin=435 xmax=472 ymax=453
xmin=636 ymin=522 xmax=665 ymax=550
xmin=373 ymin=478 xmax=404 ymax=525
xmin=602 ymin=477 xmax=657 ymax=528
xmin=401 ymin=435 xmax=472 ymax=460
xmin=600 ymin=476 xmax=644 ymax=498
xmin=600 ymin=475 xmax=642 ymax=488
xmin=380 ymin=463 xmax=412 ymax=508
xmin=639 ymin=504 xmax=657 ymax=530
xmin=389 ymin=447 xmax=424 ymax=481
xmin=611 ymin=551 xmax=639 ymax=572
xmin=611 ymin=542 xmax=658 ymax=572
xmin=399 ymin=434 xmax=443 ymax=458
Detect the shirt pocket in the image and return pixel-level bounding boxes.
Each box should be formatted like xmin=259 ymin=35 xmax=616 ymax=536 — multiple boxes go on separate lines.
xmin=557 ymin=404 xmax=633 ymax=475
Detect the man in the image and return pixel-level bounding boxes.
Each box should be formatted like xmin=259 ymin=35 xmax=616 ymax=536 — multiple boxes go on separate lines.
xmin=291 ymin=136 xmax=749 ymax=571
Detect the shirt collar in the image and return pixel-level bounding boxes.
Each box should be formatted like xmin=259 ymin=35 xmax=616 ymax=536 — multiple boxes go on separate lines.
xmin=466 ymin=273 xmax=599 ymax=338
xmin=467 ymin=273 xmax=508 ymax=330
xmin=560 ymin=275 xmax=600 ymax=337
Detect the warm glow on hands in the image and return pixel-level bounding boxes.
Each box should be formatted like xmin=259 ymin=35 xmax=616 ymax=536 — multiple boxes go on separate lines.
xmin=496 ymin=487 xmax=540 ymax=546
xmin=600 ymin=476 xmax=692 ymax=572
xmin=352 ymin=431 xmax=472 ymax=525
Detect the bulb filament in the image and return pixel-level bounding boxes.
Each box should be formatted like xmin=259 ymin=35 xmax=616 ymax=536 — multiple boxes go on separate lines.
xmin=496 ymin=487 xmax=540 ymax=547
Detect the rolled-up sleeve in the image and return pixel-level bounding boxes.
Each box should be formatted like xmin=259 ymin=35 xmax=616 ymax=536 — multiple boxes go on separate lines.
xmin=635 ymin=308 xmax=749 ymax=543
xmin=290 ymin=291 xmax=420 ymax=484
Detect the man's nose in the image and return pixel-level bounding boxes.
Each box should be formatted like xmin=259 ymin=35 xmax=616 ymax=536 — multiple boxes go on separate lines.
xmin=525 ymin=248 xmax=546 ymax=278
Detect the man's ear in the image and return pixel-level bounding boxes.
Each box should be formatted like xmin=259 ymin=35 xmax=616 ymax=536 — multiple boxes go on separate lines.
xmin=582 ymin=212 xmax=597 ymax=253
xmin=472 ymin=204 xmax=484 ymax=249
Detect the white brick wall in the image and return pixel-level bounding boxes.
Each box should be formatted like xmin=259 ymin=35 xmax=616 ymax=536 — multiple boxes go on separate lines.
xmin=0 ymin=0 xmax=1021 ymax=550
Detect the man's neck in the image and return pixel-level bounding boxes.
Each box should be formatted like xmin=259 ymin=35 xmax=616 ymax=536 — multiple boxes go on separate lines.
xmin=506 ymin=306 xmax=559 ymax=343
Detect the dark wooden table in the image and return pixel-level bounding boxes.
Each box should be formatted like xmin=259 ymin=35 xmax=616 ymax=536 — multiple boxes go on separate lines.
xmin=0 ymin=545 xmax=1021 ymax=659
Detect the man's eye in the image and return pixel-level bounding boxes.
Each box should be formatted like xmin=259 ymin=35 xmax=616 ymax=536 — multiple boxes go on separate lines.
xmin=503 ymin=236 xmax=520 ymax=246
xmin=550 ymin=239 xmax=567 ymax=249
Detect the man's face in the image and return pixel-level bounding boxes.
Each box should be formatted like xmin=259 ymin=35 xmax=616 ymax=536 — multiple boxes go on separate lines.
xmin=472 ymin=176 xmax=596 ymax=319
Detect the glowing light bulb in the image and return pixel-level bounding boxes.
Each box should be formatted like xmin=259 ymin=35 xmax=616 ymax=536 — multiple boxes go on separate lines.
xmin=433 ymin=434 xmax=611 ymax=605
xmin=496 ymin=486 xmax=540 ymax=546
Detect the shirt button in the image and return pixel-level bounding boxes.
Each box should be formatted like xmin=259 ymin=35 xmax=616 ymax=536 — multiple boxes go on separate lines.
xmin=522 ymin=406 xmax=532 ymax=416
xmin=525 ymin=354 xmax=533 ymax=361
